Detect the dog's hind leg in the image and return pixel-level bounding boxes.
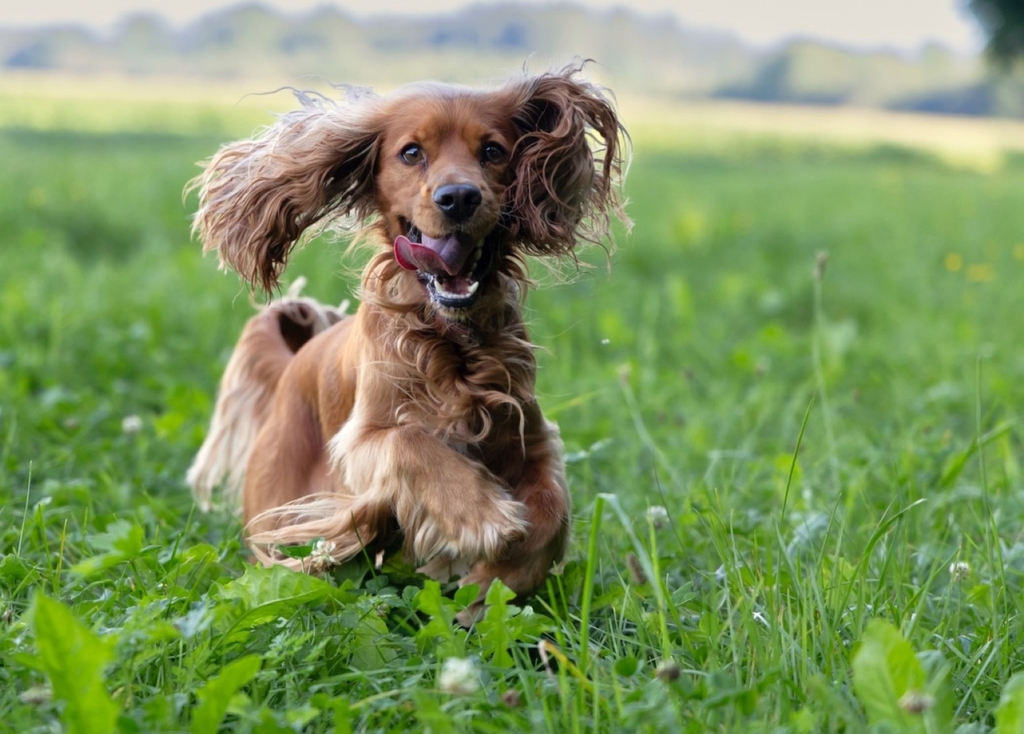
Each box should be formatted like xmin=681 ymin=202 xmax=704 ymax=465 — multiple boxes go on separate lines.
xmin=241 ymin=391 xmax=331 ymax=533
xmin=187 ymin=290 xmax=345 ymax=511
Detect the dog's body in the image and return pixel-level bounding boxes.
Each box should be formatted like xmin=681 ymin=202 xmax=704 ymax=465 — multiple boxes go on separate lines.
xmin=187 ymin=67 xmax=626 ymax=608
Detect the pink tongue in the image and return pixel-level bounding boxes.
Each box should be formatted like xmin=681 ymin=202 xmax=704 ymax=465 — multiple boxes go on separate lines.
xmin=394 ymin=234 xmax=472 ymax=276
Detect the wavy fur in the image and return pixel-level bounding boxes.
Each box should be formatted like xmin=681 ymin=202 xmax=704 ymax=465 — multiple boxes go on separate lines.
xmin=188 ymin=65 xmax=627 ymax=614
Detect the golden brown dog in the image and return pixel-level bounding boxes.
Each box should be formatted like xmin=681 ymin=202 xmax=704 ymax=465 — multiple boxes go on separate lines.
xmin=187 ymin=66 xmax=627 ymax=611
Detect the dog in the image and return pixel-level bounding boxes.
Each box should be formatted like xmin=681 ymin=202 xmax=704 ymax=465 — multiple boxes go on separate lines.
xmin=186 ymin=66 xmax=627 ymax=614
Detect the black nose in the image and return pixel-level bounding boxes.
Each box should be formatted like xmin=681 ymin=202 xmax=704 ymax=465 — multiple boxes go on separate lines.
xmin=433 ymin=184 xmax=482 ymax=222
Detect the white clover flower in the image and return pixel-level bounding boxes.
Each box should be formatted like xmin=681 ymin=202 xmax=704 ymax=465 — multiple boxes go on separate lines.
xmin=18 ymin=685 xmax=52 ymax=705
xmin=645 ymin=505 xmax=669 ymax=530
xmin=308 ymin=538 xmax=338 ymax=573
xmin=949 ymin=561 xmax=971 ymax=583
xmin=655 ymin=659 xmax=681 ymax=682
xmin=121 ymin=415 xmax=143 ymax=435
xmin=439 ymin=657 xmax=481 ymax=695
xmin=899 ymin=690 xmax=935 ymax=714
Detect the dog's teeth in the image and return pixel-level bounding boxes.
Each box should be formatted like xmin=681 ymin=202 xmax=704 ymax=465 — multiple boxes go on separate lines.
xmin=434 ymin=279 xmax=479 ymax=300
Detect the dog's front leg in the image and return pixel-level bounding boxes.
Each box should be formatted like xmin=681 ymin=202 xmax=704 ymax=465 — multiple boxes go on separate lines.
xmin=331 ymin=416 xmax=529 ymax=565
xmin=454 ymin=419 xmax=571 ymax=623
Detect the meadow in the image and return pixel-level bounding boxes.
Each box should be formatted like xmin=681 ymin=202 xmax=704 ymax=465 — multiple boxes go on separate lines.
xmin=3 ymin=81 xmax=1024 ymax=732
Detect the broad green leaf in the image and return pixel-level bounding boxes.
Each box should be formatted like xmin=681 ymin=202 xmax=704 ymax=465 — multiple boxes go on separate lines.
xmin=175 ymin=605 xmax=214 ymax=639
xmin=917 ymin=649 xmax=954 ymax=734
xmin=70 ymin=519 xmax=145 ymax=577
xmin=31 ymin=593 xmax=118 ymax=734
xmin=214 ymin=565 xmax=353 ymax=639
xmin=167 ymin=542 xmax=219 ymax=570
xmin=415 ymin=580 xmax=466 ymax=658
xmin=997 ymin=672 xmax=1024 ymax=734
xmin=348 ymin=612 xmax=397 ymax=670
xmin=473 ymin=583 xmax=551 ymax=668
xmin=847 ymin=622 xmax=950 ymax=728
xmin=164 ymin=544 xmax=224 ymax=601
xmin=454 ymin=583 xmax=480 ymax=609
xmin=851 ymin=619 xmax=933 ymax=733
xmin=275 ymin=539 xmax=319 ymax=559
xmin=615 ymin=655 xmax=639 ymax=676
xmin=219 ymin=564 xmax=339 ymax=607
xmin=415 ymin=580 xmax=452 ymax=623
xmin=190 ymin=654 xmax=261 ymax=734
xmin=476 ymin=579 xmax=518 ymax=666
xmin=0 ymin=553 xmax=35 ymax=585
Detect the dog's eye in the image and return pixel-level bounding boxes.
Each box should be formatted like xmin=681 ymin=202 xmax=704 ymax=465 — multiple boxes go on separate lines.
xmin=482 ymin=142 xmax=506 ymax=164
xmin=401 ymin=145 xmax=425 ymax=165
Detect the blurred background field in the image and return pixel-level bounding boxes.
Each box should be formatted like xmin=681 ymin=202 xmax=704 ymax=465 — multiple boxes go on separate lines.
xmin=11 ymin=69 xmax=1024 ymax=168
xmin=5 ymin=1 xmax=1024 ymax=731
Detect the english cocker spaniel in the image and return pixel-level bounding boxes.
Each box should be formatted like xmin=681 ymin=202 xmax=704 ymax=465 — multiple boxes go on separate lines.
xmin=187 ymin=66 xmax=627 ymax=613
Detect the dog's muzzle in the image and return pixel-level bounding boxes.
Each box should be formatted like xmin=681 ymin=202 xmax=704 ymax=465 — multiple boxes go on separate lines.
xmin=394 ymin=226 xmax=489 ymax=311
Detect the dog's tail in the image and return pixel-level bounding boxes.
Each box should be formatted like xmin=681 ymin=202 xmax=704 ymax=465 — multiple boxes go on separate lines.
xmin=187 ymin=279 xmax=348 ymax=511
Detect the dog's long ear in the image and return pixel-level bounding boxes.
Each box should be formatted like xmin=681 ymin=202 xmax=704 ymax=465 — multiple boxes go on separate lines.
xmin=502 ymin=66 xmax=630 ymax=257
xmin=189 ymin=94 xmax=384 ymax=292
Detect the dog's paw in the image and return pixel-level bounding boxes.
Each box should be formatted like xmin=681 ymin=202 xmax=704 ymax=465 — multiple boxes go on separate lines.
xmin=408 ymin=485 xmax=528 ymax=564
xmin=459 ymin=492 xmax=529 ymax=559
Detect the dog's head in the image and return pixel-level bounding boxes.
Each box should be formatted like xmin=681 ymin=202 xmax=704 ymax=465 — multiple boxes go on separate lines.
xmin=192 ymin=66 xmax=628 ymax=319
xmin=373 ymin=83 xmax=516 ymax=314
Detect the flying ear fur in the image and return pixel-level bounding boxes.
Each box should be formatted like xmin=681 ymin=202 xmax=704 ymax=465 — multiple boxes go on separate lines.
xmin=503 ymin=64 xmax=630 ymax=257
xmin=189 ymin=93 xmax=384 ymax=293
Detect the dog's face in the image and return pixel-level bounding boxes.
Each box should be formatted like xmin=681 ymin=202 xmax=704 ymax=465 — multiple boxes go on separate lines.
xmin=191 ymin=69 xmax=627 ymax=313
xmin=375 ymin=90 xmax=517 ymax=316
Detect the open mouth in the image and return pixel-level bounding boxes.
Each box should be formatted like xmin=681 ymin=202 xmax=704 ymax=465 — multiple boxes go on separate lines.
xmin=394 ymin=221 xmax=490 ymax=311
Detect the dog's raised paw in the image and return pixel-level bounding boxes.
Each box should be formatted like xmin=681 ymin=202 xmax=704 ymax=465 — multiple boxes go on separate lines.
xmin=408 ymin=490 xmax=527 ymax=565
xmin=462 ymin=494 xmax=529 ymax=560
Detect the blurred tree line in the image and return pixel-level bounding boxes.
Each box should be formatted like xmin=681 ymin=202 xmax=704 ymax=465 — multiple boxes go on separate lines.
xmin=2 ymin=2 xmax=1024 ymax=118
xmin=971 ymin=0 xmax=1024 ymax=63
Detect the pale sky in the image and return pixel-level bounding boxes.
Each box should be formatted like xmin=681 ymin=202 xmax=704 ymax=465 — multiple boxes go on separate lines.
xmin=0 ymin=0 xmax=985 ymax=54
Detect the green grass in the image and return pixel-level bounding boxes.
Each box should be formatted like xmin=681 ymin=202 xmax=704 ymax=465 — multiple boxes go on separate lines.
xmin=4 ymin=105 xmax=1024 ymax=732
